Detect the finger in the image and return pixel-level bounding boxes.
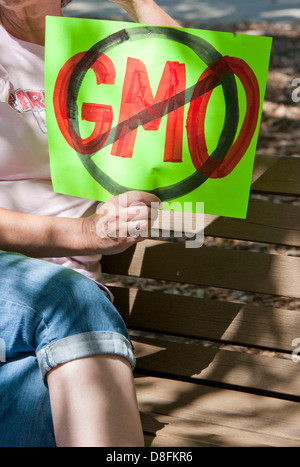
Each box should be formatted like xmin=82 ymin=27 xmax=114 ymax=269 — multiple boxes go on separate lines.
xmin=127 ymin=219 xmax=149 ymax=238
xmin=118 ymin=191 xmax=161 ymax=208
xmin=124 ymin=202 xmax=160 ymax=223
xmin=126 ymin=204 xmax=152 ymax=221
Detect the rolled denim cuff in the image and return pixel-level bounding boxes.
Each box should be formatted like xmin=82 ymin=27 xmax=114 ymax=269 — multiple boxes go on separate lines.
xmin=36 ymin=331 xmax=136 ymax=380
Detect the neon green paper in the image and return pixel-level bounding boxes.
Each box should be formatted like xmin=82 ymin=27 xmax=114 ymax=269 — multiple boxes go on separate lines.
xmin=45 ymin=16 xmax=272 ymax=218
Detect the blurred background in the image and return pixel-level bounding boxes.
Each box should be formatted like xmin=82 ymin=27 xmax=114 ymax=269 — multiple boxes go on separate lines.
xmin=65 ymin=0 xmax=300 ymax=25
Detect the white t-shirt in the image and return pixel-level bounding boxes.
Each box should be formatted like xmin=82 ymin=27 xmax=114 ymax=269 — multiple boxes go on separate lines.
xmin=0 ymin=24 xmax=103 ymax=283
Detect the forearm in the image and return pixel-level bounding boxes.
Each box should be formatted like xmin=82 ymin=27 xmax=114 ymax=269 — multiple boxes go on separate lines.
xmin=0 ymin=191 xmax=160 ymax=258
xmin=0 ymin=207 xmax=87 ymax=258
xmin=112 ymin=0 xmax=181 ymax=27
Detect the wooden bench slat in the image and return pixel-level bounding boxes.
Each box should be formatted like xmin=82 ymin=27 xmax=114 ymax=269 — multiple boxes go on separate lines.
xmin=137 ymin=376 xmax=300 ymax=447
xmin=204 ymin=200 xmax=300 ymax=247
xmin=102 ymin=240 xmax=300 ymax=298
xmin=252 ymin=155 xmax=300 ymax=196
xmin=109 ymin=286 xmax=299 ymax=352
xmin=132 ymin=336 xmax=300 ymax=398
xmin=152 ymin=200 xmax=300 ymax=247
xmin=142 ymin=412 xmax=300 ymax=447
xmin=142 ymin=409 xmax=300 ymax=447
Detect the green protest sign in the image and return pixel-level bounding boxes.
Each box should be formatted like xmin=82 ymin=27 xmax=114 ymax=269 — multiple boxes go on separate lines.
xmin=45 ymin=17 xmax=272 ymax=218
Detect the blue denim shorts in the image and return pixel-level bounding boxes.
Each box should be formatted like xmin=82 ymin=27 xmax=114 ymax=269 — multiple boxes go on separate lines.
xmin=0 ymin=251 xmax=135 ymax=447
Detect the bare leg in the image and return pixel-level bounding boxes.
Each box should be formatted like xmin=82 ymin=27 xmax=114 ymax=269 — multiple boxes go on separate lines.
xmin=47 ymin=355 xmax=144 ymax=447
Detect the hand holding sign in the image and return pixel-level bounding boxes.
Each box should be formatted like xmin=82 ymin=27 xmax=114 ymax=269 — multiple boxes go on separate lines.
xmin=82 ymin=191 xmax=160 ymax=255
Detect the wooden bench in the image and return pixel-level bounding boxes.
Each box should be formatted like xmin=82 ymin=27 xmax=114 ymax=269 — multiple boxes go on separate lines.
xmin=101 ymin=154 xmax=300 ymax=447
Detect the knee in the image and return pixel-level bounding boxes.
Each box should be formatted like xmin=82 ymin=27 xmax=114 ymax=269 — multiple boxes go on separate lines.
xmin=32 ymin=260 xmax=129 ymax=343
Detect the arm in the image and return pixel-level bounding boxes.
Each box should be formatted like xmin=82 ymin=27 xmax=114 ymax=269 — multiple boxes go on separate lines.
xmin=109 ymin=0 xmax=181 ymax=27
xmin=0 ymin=191 xmax=159 ymax=258
xmin=0 ymin=207 xmax=84 ymax=258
